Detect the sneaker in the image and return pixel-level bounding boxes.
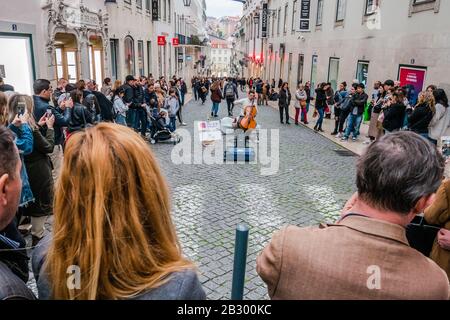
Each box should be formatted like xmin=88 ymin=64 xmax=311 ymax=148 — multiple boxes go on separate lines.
xmin=180 ymin=122 xmax=187 ymax=126
xmin=281 ymin=121 xmax=284 ymax=124
xmin=335 ymin=133 xmax=342 ymax=138
xmin=352 ymin=137 xmax=357 ymax=142
xmin=286 ymin=122 xmax=291 ymax=125
xmin=331 ymin=131 xmax=338 ymax=136
xmin=318 ymin=128 xmax=324 ymax=132
xmin=341 ymin=137 xmax=349 ymax=141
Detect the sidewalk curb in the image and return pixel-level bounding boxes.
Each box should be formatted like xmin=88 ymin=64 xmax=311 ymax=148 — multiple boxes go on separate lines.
xmin=266 ymin=101 xmax=362 ymax=157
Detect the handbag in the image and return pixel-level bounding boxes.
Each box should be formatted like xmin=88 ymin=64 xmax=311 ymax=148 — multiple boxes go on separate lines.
xmin=405 ymin=215 xmax=441 ymax=256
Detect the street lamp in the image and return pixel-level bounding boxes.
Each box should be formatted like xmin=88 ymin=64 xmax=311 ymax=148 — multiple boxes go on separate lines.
xmin=183 ymin=0 xmax=191 ymax=6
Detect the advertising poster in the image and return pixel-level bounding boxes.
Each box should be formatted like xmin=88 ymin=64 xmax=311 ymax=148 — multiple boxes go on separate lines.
xmin=398 ymin=65 xmax=427 ymax=105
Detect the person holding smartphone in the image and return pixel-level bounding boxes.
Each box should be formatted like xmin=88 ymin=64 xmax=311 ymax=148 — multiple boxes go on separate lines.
xmin=10 ymin=95 xmax=56 ymax=246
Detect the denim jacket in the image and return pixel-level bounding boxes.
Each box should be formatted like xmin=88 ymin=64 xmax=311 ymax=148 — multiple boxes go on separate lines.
xmin=8 ymin=124 xmax=34 ymax=207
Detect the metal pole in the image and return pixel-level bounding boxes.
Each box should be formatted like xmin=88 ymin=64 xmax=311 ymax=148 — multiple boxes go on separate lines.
xmin=231 ymin=224 xmax=249 ymax=300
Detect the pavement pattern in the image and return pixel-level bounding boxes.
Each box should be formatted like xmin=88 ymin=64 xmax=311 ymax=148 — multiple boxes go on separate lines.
xmin=26 ymin=92 xmax=358 ymax=300
xmin=151 ymin=93 xmax=358 ymax=300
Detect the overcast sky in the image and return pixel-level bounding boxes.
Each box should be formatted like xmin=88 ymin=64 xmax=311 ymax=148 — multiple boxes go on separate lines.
xmin=205 ymin=0 xmax=243 ymax=18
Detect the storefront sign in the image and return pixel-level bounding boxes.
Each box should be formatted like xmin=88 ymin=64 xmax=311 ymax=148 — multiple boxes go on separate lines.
xmin=157 ymin=36 xmax=166 ymax=46
xmin=152 ymin=0 xmax=159 ymax=21
xmin=65 ymin=7 xmax=100 ymax=28
xmin=172 ymin=38 xmax=179 ymax=46
xmin=299 ymin=0 xmax=311 ymax=32
xmin=398 ymin=65 xmax=427 ymax=105
xmin=261 ymin=3 xmax=268 ymax=38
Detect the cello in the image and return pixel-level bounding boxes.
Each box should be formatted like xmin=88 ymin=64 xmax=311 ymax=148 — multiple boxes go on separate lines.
xmin=238 ymin=104 xmax=257 ymax=131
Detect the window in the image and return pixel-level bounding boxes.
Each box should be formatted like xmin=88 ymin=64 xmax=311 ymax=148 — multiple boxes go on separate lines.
xmin=138 ymin=41 xmax=144 ymax=76
xmin=277 ymin=8 xmax=281 ymax=35
xmin=297 ymin=54 xmax=304 ymax=85
xmin=168 ymin=0 xmax=171 ymax=23
xmin=137 ymin=0 xmax=142 ymax=9
xmin=292 ymin=0 xmax=298 ymax=33
xmin=316 ymin=0 xmax=324 ymax=26
xmin=336 ymin=0 xmax=346 ymax=21
xmin=365 ymin=0 xmax=377 ymax=15
xmin=147 ymin=41 xmax=152 ymax=76
xmin=409 ymin=0 xmax=440 ymax=16
xmin=163 ymin=0 xmax=166 ymax=21
xmin=124 ymin=36 xmax=135 ymax=76
xmin=327 ymin=58 xmax=340 ymax=90
xmin=356 ymin=60 xmax=370 ymax=87
xmin=124 ymin=0 xmax=131 ymax=4
xmin=110 ymin=39 xmax=118 ymax=81
xmin=272 ymin=13 xmax=275 ymax=37
xmin=146 ymin=0 xmax=151 ymax=13
xmin=283 ymin=4 xmax=288 ymax=34
xmin=158 ymin=0 xmax=161 ymax=19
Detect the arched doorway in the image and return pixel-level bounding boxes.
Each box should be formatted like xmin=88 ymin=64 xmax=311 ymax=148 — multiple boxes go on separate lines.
xmin=54 ymin=33 xmax=79 ymax=83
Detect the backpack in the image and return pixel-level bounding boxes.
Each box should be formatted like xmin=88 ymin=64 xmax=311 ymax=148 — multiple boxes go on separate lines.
xmin=225 ymin=85 xmax=235 ymax=98
xmin=334 ymin=91 xmax=343 ymax=104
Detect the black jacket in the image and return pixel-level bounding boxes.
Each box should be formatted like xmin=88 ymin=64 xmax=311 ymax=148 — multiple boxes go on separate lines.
xmin=408 ymin=103 xmax=433 ymax=134
xmin=383 ymin=103 xmax=406 ymax=132
xmin=91 ymin=91 xmax=115 ymax=121
xmin=123 ymin=83 xmax=138 ymax=109
xmin=315 ymin=88 xmax=327 ymax=109
xmin=68 ymin=103 xmax=95 ymax=133
xmin=278 ymin=89 xmax=291 ymax=108
xmin=33 ymin=95 xmax=70 ymax=145
xmin=351 ymin=92 xmax=369 ymax=115
xmin=24 ymin=127 xmax=55 ymax=217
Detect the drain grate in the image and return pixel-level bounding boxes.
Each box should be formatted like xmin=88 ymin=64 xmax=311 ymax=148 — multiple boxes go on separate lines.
xmin=334 ymin=149 xmax=356 ymax=157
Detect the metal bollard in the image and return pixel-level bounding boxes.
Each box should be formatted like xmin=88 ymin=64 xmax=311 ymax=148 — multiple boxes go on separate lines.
xmin=231 ymin=224 xmax=249 ymax=300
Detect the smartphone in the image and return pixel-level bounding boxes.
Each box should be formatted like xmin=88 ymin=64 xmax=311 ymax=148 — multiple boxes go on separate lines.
xmin=17 ymin=102 xmax=26 ymax=116
xmin=46 ymin=108 xmax=53 ymax=117
xmin=441 ymin=137 xmax=450 ymax=160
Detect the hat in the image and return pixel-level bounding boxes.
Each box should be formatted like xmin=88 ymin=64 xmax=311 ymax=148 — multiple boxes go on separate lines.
xmin=384 ymin=80 xmax=395 ymax=87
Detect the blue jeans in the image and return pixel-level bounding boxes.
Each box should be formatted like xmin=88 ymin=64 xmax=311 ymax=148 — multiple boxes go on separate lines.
xmin=169 ymin=116 xmax=176 ymax=132
xmin=302 ymin=102 xmax=310 ymax=122
xmin=344 ymin=114 xmax=363 ymax=139
xmin=116 ymin=114 xmax=127 ymax=126
xmin=211 ymin=102 xmax=220 ymax=116
xmin=134 ymin=108 xmax=148 ymax=136
xmin=315 ymin=108 xmax=325 ymax=129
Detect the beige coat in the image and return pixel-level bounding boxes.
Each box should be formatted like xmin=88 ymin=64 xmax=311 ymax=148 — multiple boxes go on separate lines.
xmin=256 ymin=215 xmax=450 ymax=300
xmin=424 ymin=180 xmax=450 ymax=279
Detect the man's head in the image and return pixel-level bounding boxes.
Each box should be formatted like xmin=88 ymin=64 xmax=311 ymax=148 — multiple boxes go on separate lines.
xmin=86 ymin=80 xmax=96 ymax=91
xmin=33 ymin=79 xmax=53 ymax=100
xmin=356 ymin=132 xmax=444 ymax=219
xmin=248 ymin=89 xmax=256 ymax=100
xmin=148 ymin=84 xmax=155 ymax=92
xmin=374 ymin=81 xmax=382 ymax=90
xmin=383 ymin=79 xmax=395 ymax=91
xmin=125 ymin=75 xmax=135 ymax=86
xmin=0 ymin=77 xmax=4 ymax=85
xmin=58 ymin=78 xmax=68 ymax=89
xmin=356 ymin=83 xmax=365 ymax=93
xmin=0 ymin=126 xmax=21 ymax=231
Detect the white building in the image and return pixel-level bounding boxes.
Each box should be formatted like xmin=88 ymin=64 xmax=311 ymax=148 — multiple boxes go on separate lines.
xmin=237 ymin=0 xmax=450 ymax=94
xmin=0 ymin=0 xmax=208 ymax=94
xmin=209 ymin=34 xmax=232 ymax=78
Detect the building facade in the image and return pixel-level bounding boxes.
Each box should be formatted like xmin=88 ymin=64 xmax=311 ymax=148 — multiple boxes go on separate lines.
xmin=210 ymin=35 xmax=231 ymax=77
xmin=0 ymin=0 xmax=207 ymax=95
xmin=236 ymin=0 xmax=450 ymax=93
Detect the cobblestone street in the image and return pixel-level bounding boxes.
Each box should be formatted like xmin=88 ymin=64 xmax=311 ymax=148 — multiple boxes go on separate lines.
xmin=152 ymin=95 xmax=358 ymax=300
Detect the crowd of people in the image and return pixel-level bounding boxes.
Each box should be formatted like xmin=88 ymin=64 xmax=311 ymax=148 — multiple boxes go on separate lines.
xmin=1 ymin=72 xmax=450 ymax=300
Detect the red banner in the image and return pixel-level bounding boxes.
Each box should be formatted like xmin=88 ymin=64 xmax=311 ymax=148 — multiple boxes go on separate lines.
xmin=172 ymin=38 xmax=179 ymax=46
xmin=157 ymin=36 xmax=166 ymax=46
